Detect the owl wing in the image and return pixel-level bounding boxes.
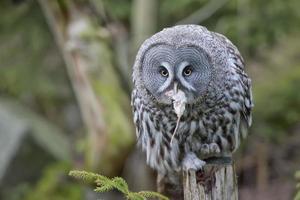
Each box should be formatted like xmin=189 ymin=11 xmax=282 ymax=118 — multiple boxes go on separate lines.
xmin=214 ymin=32 xmax=254 ymax=138
xmin=131 ymin=89 xmax=142 ymax=139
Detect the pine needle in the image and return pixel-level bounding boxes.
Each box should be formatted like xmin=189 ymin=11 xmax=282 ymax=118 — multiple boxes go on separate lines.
xmin=69 ymin=170 xmax=169 ymax=200
xmin=138 ymin=191 xmax=169 ymax=200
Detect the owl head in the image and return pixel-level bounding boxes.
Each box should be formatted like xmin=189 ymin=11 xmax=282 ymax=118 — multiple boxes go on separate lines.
xmin=133 ymin=25 xmax=229 ymax=105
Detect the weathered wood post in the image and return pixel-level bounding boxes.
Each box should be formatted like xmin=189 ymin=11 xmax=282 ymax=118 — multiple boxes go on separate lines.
xmin=183 ymin=157 xmax=238 ymax=200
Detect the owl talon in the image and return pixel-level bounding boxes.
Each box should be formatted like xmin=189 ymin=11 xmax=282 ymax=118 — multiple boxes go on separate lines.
xmin=182 ymin=152 xmax=206 ymax=171
xmin=200 ymin=144 xmax=210 ymax=154
xmin=200 ymin=143 xmax=221 ymax=156
xmin=210 ymin=143 xmax=221 ymax=154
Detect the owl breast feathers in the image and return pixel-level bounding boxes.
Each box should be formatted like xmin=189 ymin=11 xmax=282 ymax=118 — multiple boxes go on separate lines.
xmin=131 ymin=25 xmax=253 ymax=175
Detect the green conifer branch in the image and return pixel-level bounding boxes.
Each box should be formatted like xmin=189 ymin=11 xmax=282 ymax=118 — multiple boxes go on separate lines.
xmin=137 ymin=191 xmax=169 ymax=200
xmin=69 ymin=170 xmax=169 ymax=200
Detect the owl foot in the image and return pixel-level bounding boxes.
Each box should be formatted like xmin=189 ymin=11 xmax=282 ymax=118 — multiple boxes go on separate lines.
xmin=182 ymin=152 xmax=206 ymax=171
xmin=199 ymin=143 xmax=221 ymax=157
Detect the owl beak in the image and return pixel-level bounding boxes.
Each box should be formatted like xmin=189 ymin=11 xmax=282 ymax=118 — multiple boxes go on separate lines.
xmin=173 ymin=82 xmax=178 ymax=94
xmin=165 ymin=82 xmax=179 ymax=97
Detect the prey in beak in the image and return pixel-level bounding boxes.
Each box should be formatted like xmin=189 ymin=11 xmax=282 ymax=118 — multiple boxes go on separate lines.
xmin=165 ymin=82 xmax=178 ymax=98
xmin=165 ymin=82 xmax=187 ymax=144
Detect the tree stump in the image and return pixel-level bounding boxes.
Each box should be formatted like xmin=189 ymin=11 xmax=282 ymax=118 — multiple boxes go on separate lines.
xmin=183 ymin=157 xmax=238 ymax=200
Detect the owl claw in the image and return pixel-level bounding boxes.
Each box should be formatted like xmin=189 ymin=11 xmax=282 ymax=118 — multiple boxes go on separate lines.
xmin=199 ymin=143 xmax=221 ymax=156
xmin=200 ymin=144 xmax=210 ymax=154
xmin=182 ymin=152 xmax=206 ymax=171
xmin=210 ymin=143 xmax=221 ymax=154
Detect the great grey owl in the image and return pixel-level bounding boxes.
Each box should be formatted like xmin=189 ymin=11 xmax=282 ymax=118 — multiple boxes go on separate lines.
xmin=131 ymin=25 xmax=253 ymax=180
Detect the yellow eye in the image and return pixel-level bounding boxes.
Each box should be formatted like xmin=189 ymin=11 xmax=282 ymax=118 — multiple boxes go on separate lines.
xmin=159 ymin=67 xmax=169 ymax=77
xmin=183 ymin=66 xmax=193 ymax=76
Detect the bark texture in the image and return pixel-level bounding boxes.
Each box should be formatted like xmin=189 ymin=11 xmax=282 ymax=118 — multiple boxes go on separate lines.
xmin=183 ymin=159 xmax=238 ymax=200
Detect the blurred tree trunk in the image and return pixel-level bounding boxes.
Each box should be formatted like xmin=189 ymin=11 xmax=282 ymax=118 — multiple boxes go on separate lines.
xmin=131 ymin=0 xmax=158 ymax=54
xmin=256 ymin=141 xmax=269 ymax=191
xmin=38 ymin=0 xmax=134 ymax=176
xmin=237 ymin=0 xmax=249 ymax=55
xmin=89 ymin=1 xmax=132 ymax=90
xmin=113 ymin=0 xmax=160 ymax=192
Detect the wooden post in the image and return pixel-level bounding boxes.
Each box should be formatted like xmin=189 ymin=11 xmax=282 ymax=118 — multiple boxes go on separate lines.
xmin=183 ymin=157 xmax=238 ymax=200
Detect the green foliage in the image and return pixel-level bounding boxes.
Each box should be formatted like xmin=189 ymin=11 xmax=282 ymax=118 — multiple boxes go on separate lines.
xmin=25 ymin=163 xmax=82 ymax=200
xmin=160 ymin=0 xmax=208 ymax=26
xmin=251 ymin=34 xmax=300 ymax=141
xmin=161 ymin=0 xmax=300 ymax=56
xmin=295 ymin=171 xmax=300 ymax=200
xmin=0 ymin=0 xmax=74 ymax=123
xmin=102 ymin=0 xmax=132 ymax=23
xmin=69 ymin=170 xmax=169 ymax=200
xmin=1 ymin=0 xmax=300 ymax=198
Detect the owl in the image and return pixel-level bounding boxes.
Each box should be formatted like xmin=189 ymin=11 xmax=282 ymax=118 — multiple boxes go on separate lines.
xmin=131 ymin=25 xmax=253 ymax=180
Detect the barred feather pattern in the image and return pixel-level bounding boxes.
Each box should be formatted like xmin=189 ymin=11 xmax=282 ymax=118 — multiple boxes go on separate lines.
xmin=131 ymin=25 xmax=253 ymax=176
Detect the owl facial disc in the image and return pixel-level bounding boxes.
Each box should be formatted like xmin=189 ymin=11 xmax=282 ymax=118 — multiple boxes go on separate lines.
xmin=141 ymin=44 xmax=212 ymax=105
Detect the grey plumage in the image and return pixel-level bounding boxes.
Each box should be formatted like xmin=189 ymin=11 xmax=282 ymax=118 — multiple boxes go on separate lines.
xmin=131 ymin=25 xmax=253 ymax=179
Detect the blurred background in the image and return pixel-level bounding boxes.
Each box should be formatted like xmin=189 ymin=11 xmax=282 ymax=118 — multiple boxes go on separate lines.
xmin=0 ymin=0 xmax=300 ymax=199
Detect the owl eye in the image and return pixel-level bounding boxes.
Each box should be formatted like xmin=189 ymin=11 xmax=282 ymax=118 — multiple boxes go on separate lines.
xmin=183 ymin=65 xmax=193 ymax=76
xmin=159 ymin=66 xmax=169 ymax=77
